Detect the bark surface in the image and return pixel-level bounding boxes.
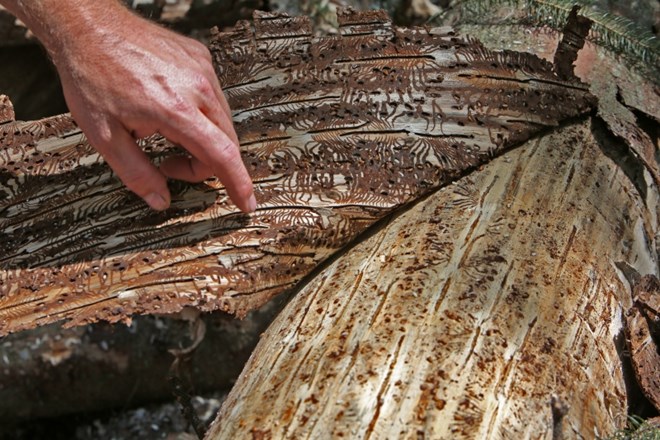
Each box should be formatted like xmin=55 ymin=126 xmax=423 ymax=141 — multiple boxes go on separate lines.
xmin=205 ymin=7 xmax=659 ymax=440
xmin=0 ymin=9 xmax=594 ymax=336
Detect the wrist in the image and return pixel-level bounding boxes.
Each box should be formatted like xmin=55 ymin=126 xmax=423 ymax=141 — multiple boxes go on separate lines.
xmin=1 ymin=1 xmax=137 ymax=66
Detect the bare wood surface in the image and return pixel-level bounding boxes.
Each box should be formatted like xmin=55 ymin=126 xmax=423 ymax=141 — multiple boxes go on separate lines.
xmin=0 ymin=10 xmax=594 ymax=336
xmin=208 ymin=117 xmax=658 ymax=439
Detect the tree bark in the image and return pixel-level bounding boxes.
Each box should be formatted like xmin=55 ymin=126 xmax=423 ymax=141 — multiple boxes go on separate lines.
xmin=205 ymin=7 xmax=659 ymax=440
xmin=0 ymin=9 xmax=594 ymax=336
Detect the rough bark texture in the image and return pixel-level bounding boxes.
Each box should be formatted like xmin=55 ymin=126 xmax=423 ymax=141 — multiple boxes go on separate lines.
xmin=0 ymin=5 xmax=657 ymax=438
xmin=208 ymin=116 xmax=658 ymax=439
xmin=625 ymin=275 xmax=660 ymax=412
xmin=0 ymin=9 xmax=594 ymax=336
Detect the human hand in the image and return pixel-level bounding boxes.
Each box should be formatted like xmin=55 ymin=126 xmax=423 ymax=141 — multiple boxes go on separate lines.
xmin=47 ymin=4 xmax=256 ymax=212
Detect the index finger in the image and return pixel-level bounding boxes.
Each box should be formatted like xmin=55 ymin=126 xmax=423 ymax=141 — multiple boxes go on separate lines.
xmin=198 ymin=68 xmax=240 ymax=147
xmin=160 ymin=110 xmax=256 ymax=213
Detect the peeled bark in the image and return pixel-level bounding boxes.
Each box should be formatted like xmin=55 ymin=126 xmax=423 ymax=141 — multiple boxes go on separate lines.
xmin=208 ymin=116 xmax=658 ymax=439
xmin=0 ymin=9 xmax=594 ymax=336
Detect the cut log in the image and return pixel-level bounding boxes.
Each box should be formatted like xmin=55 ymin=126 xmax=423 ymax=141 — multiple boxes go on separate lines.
xmin=0 ymin=299 xmax=285 ymax=423
xmin=207 ymin=116 xmax=658 ymax=439
xmin=0 ymin=9 xmax=594 ymax=336
xmin=1 ymin=6 xmax=657 ymax=438
xmin=205 ymin=8 xmax=660 ymax=438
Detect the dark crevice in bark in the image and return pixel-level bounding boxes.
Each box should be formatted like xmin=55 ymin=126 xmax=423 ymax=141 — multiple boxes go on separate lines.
xmin=591 ymin=117 xmax=651 ymax=202
xmin=613 ymin=320 xmax=659 ymax=420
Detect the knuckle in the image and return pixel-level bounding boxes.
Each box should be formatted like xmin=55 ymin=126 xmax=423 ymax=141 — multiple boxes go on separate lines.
xmin=214 ymin=140 xmax=238 ymax=160
xmin=168 ymin=96 xmax=196 ymax=119
xmin=86 ymin=123 xmax=113 ymax=148
xmin=192 ymin=74 xmax=214 ymax=96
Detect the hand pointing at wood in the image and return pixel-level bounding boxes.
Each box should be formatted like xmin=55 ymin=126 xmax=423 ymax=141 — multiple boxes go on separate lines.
xmin=1 ymin=0 xmax=256 ymax=213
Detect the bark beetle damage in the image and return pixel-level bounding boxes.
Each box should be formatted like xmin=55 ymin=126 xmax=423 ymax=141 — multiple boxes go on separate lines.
xmin=208 ymin=120 xmax=650 ymax=439
xmin=0 ymin=9 xmax=595 ymax=336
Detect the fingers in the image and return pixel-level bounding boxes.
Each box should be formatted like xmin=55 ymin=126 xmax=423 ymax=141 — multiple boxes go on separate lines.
xmin=160 ymin=110 xmax=256 ymax=213
xmin=205 ymin=96 xmax=239 ymax=147
xmin=160 ymin=154 xmax=212 ymax=182
xmin=98 ymin=125 xmax=171 ymax=211
xmin=63 ymin=27 xmax=253 ymax=214
xmin=196 ymin=72 xmax=240 ymax=147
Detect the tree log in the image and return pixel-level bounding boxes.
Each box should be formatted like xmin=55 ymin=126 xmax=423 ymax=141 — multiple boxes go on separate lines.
xmin=208 ymin=115 xmax=658 ymax=439
xmin=206 ymin=7 xmax=659 ymax=439
xmin=0 ymin=5 xmax=657 ymax=438
xmin=0 ymin=299 xmax=285 ymax=423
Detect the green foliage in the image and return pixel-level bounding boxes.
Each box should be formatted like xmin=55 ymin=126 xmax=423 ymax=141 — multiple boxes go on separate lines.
xmin=604 ymin=416 xmax=660 ymax=440
xmin=433 ymin=0 xmax=659 ymax=78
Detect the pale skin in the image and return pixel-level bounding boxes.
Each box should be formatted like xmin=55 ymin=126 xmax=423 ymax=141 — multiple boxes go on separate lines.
xmin=1 ymin=0 xmax=256 ymax=213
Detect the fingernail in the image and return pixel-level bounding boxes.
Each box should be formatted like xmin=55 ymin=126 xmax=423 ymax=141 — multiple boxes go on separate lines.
xmin=145 ymin=192 xmax=169 ymax=211
xmin=247 ymin=194 xmax=257 ymax=213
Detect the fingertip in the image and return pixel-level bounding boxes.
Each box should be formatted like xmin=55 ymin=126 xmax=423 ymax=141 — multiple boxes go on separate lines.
xmin=229 ymin=185 xmax=257 ymax=213
xmin=222 ymin=166 xmax=256 ymax=213
xmin=161 ymin=113 xmax=254 ymax=213
xmin=144 ymin=191 xmax=170 ymax=211
xmin=246 ymin=193 xmax=257 ymax=213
